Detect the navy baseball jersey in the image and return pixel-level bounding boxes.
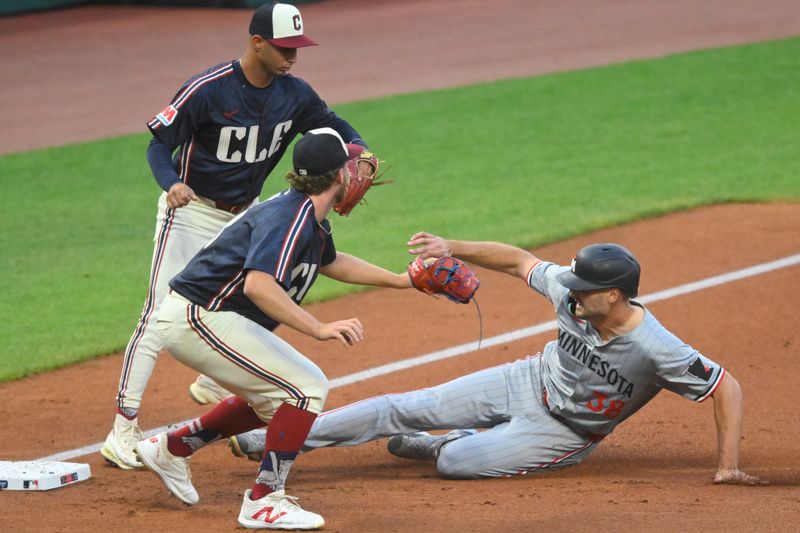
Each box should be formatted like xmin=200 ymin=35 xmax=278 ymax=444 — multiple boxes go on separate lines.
xmin=528 ymin=261 xmax=725 ymax=436
xmin=147 ymin=60 xmax=364 ymax=204
xmin=170 ymin=189 xmax=336 ymax=330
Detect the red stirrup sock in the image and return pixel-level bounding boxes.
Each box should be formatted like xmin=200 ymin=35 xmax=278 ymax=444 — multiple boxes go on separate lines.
xmin=167 ymin=396 xmax=265 ymax=457
xmin=251 ymin=403 xmax=317 ymax=499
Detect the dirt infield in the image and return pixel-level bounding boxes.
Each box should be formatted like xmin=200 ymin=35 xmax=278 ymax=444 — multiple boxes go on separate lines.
xmin=2 ymin=1 xmax=800 ymax=531
xmin=2 ymin=203 xmax=799 ymax=531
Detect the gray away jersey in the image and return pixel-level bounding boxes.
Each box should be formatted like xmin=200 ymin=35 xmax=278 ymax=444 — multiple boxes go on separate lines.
xmin=527 ymin=261 xmax=725 ymax=436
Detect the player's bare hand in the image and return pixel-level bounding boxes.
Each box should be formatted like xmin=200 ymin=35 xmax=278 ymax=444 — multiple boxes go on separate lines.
xmin=167 ymin=183 xmax=198 ymax=209
xmin=714 ymin=468 xmax=769 ymax=486
xmin=407 ymin=232 xmax=452 ymax=259
xmin=316 ymin=318 xmax=364 ymax=346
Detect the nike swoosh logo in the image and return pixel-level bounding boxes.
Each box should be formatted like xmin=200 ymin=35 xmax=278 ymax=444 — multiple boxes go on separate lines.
xmin=224 ymin=109 xmax=240 ymax=119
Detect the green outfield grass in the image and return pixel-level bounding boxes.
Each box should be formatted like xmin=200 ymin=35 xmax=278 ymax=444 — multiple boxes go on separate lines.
xmin=1 ymin=37 xmax=798 ymax=382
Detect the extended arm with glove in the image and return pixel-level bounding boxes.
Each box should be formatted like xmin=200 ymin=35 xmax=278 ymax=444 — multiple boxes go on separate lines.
xmin=334 ymin=151 xmax=389 ymax=216
xmin=407 ymin=256 xmax=480 ymax=304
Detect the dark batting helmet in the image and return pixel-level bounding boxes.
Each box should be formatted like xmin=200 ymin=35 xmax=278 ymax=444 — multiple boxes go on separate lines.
xmin=556 ymin=243 xmax=640 ymax=297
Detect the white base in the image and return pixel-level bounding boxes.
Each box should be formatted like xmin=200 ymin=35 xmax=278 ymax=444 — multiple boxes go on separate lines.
xmin=0 ymin=461 xmax=91 ymax=491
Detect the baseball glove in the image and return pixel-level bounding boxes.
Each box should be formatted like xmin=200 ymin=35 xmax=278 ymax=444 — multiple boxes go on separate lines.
xmin=408 ymin=256 xmax=480 ymax=304
xmin=334 ymin=151 xmax=388 ymax=216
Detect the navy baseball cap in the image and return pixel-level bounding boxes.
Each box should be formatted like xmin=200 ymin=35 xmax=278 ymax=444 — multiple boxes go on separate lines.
xmin=293 ymin=128 xmax=364 ymax=176
xmin=249 ymin=2 xmax=317 ymax=48
xmin=556 ymin=243 xmax=641 ymax=297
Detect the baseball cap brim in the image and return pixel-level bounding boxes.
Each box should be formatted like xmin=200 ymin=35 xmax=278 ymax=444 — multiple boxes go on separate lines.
xmin=268 ymin=35 xmax=318 ymax=48
xmin=556 ymin=270 xmax=609 ymax=292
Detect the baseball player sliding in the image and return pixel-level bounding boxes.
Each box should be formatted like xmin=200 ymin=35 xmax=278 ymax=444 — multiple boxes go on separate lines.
xmin=102 ymin=2 xmax=378 ymax=471
xmin=133 ymin=129 xmax=475 ymax=530
xmin=231 ymin=235 xmax=766 ymax=486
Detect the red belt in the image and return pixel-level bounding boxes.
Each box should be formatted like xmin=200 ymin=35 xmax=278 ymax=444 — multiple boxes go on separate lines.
xmin=213 ymin=199 xmax=250 ymax=214
xmin=542 ymin=389 xmax=605 ymax=443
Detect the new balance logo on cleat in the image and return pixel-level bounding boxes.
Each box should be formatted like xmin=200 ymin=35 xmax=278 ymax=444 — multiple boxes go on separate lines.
xmin=252 ymin=506 xmax=288 ymax=524
xmin=238 ymin=489 xmax=324 ymax=530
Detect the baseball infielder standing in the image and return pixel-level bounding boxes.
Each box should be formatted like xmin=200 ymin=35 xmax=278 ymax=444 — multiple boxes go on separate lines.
xmin=232 ymin=234 xmax=766 ymax=485
xmin=102 ymin=2 xmax=376 ymax=470
xmin=135 ymin=128 xmax=415 ymax=530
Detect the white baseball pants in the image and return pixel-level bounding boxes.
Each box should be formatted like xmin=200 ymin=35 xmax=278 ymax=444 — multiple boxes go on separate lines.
xmin=156 ymin=291 xmax=329 ymax=418
xmin=115 ymin=193 xmax=237 ymax=411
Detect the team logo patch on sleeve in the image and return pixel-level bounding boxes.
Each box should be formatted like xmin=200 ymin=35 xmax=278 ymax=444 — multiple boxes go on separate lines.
xmin=156 ymin=105 xmax=178 ymax=126
xmin=687 ymin=358 xmax=713 ymax=381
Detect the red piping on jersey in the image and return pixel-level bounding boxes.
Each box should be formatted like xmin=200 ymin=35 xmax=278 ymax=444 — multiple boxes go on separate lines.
xmin=208 ymin=270 xmax=246 ymax=311
xmin=148 ymin=64 xmax=234 ymax=131
xmin=525 ymin=260 xmax=543 ymax=286
xmin=171 ymin=64 xmax=234 ymax=110
xmin=276 ymin=200 xmax=313 ymax=283
xmin=179 ymin=138 xmax=195 ymax=185
xmin=697 ymin=367 xmax=726 ymax=403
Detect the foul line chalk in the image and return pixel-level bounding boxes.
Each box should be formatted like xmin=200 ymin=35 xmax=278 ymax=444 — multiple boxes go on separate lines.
xmin=37 ymin=252 xmax=800 ymax=462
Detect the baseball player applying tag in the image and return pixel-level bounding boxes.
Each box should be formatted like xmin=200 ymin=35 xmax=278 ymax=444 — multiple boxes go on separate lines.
xmin=133 ymin=129 xmax=476 ymax=530
xmin=230 ymin=236 xmax=766 ymax=487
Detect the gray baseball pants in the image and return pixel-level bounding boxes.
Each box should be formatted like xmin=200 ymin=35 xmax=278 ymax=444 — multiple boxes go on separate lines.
xmin=305 ymin=355 xmax=598 ymax=478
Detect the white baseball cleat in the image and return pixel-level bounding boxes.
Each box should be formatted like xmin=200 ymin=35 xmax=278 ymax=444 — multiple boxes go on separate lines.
xmin=230 ymin=428 xmax=267 ymax=462
xmin=188 ymin=374 xmax=233 ymax=405
xmin=386 ymin=429 xmax=477 ymax=461
xmin=100 ymin=414 xmax=144 ymax=470
xmin=238 ymin=489 xmax=324 ymax=530
xmin=135 ymin=432 xmax=199 ymax=505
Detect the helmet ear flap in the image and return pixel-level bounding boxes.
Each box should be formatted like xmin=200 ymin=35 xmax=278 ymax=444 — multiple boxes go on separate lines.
xmin=567 ymin=295 xmax=577 ymax=315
